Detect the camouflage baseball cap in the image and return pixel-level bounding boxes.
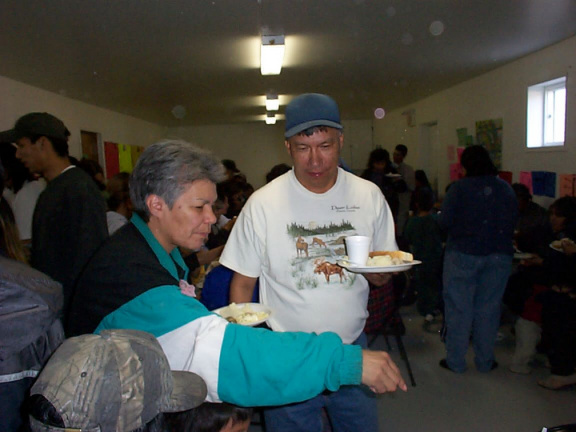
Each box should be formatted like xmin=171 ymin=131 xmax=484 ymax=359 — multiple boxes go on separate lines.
xmin=29 ymin=329 xmax=207 ymax=432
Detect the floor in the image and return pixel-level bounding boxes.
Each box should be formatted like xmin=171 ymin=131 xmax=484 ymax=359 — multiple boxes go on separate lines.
xmin=250 ymin=304 xmax=575 ymax=432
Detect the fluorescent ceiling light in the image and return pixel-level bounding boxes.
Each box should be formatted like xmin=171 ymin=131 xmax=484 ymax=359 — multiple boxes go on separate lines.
xmin=261 ymin=35 xmax=285 ymax=75
xmin=265 ymin=93 xmax=280 ymax=111
xmin=265 ymin=113 xmax=276 ymax=124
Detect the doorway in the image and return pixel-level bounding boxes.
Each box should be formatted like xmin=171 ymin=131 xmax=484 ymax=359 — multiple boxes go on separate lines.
xmin=80 ymin=130 xmax=105 ymax=177
xmin=417 ymin=122 xmax=440 ymax=195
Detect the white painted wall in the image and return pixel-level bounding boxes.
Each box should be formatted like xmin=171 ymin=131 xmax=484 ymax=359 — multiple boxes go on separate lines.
xmin=2 ymin=35 xmax=573 ymax=197
xmin=168 ymin=119 xmax=374 ymax=188
xmin=0 ymin=75 xmax=165 ymax=162
xmin=371 ymin=36 xmax=576 ymax=208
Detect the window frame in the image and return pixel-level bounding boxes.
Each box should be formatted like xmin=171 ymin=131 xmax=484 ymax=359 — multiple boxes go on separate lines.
xmin=526 ymin=76 xmax=567 ymax=150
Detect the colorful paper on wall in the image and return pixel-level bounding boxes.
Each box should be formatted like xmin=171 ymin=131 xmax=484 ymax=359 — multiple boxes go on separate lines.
xmin=131 ymin=145 xmax=144 ymax=166
xmin=476 ymin=118 xmax=503 ymax=169
xmin=457 ymin=147 xmax=465 ymax=163
xmin=118 ymin=144 xmax=133 ymax=173
xmin=449 ymin=163 xmax=463 ymax=181
xmin=498 ymin=171 xmax=513 ymax=184
xmin=519 ymin=172 xmax=533 ymax=194
xmin=531 ymin=171 xmax=556 ymax=198
xmin=456 ymin=128 xmax=467 ymax=147
xmin=104 ymin=142 xmax=119 ymax=178
xmin=559 ymin=174 xmax=576 ymax=197
xmin=447 ymin=145 xmax=456 ymax=162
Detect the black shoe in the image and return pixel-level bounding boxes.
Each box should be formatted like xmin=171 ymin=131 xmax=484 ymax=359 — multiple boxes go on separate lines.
xmin=439 ymin=359 xmax=454 ymax=372
xmin=478 ymin=361 xmax=499 ymax=372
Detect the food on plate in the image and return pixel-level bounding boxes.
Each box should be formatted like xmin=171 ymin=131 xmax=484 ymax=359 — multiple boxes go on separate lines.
xmin=551 ymin=238 xmax=575 ymax=249
xmin=366 ymin=250 xmax=413 ymax=266
xmin=226 ymin=303 xmax=269 ymax=325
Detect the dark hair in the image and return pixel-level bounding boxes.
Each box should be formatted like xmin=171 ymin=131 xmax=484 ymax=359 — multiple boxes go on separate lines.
xmin=0 ymin=157 xmax=4 ymax=193
xmin=415 ymin=169 xmax=430 ymax=188
xmin=550 ymin=196 xmax=576 ymax=225
xmin=414 ymin=187 xmax=435 ymax=212
xmin=29 ymin=134 xmax=69 ymax=157
xmin=191 ymin=403 xmax=252 ymax=432
xmin=512 ymin=183 xmax=532 ymax=201
xmin=460 ymin=145 xmax=497 ymax=177
xmin=77 ymin=158 xmax=106 ymax=190
xmin=221 ymin=159 xmax=238 ymax=172
xmin=395 ymin=144 xmax=408 ymax=157
xmin=0 ymin=144 xmax=34 ymax=193
xmin=294 ymin=125 xmax=341 ymax=138
xmin=366 ymin=148 xmax=391 ymax=169
xmin=107 ymin=172 xmax=131 ymax=211
xmin=266 ymin=163 xmax=291 ymax=183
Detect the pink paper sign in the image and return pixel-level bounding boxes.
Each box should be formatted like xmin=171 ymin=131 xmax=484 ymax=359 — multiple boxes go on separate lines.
xmin=559 ymin=174 xmax=576 ymax=197
xmin=519 ymin=171 xmax=533 ymax=194
xmin=450 ymin=163 xmax=463 ymax=181
xmin=447 ymin=145 xmax=456 ymax=162
xmin=457 ymin=147 xmax=465 ymax=163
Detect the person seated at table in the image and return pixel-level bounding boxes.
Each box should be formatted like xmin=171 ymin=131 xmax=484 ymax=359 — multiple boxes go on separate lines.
xmin=505 ymin=196 xmax=576 ymax=314
xmin=67 ymin=139 xmax=407 ymax=409
xmin=537 ymin=266 xmax=576 ymax=390
xmin=106 ymin=171 xmax=133 ymax=235
xmin=507 ymin=197 xmax=576 ymax=374
xmin=205 ymin=183 xmax=236 ymax=250
xmin=190 ymin=402 xmax=252 ymax=432
xmin=404 ymin=187 xmax=444 ymax=325
xmin=361 ymin=148 xmax=403 ymax=224
xmin=512 ymin=183 xmax=551 ymax=256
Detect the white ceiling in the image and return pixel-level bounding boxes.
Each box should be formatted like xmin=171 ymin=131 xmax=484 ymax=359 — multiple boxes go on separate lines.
xmin=1 ymin=0 xmax=575 ymax=127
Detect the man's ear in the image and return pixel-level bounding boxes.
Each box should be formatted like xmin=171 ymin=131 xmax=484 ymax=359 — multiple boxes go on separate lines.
xmin=284 ymin=139 xmax=291 ymax=154
xmin=36 ymin=136 xmax=49 ymax=151
xmin=338 ymin=132 xmax=344 ymax=150
xmin=146 ymin=194 xmax=166 ymax=218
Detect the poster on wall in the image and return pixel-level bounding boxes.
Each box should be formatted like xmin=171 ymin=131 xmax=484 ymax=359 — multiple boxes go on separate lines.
xmin=475 ymin=118 xmax=503 ymax=169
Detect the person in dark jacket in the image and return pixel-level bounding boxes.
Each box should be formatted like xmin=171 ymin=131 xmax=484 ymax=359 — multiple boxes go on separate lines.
xmin=439 ymin=145 xmax=518 ymax=373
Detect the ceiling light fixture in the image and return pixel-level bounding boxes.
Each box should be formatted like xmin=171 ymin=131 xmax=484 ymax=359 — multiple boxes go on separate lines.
xmin=265 ymin=93 xmax=279 ymax=111
xmin=261 ymin=35 xmax=285 ymax=75
xmin=265 ymin=112 xmax=277 ymax=124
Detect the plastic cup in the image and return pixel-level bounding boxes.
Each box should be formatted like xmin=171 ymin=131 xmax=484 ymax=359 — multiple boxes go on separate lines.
xmin=345 ymin=236 xmax=371 ymax=265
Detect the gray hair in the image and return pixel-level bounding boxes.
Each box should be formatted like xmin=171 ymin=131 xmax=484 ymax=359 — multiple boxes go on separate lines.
xmin=130 ymin=139 xmax=226 ymax=221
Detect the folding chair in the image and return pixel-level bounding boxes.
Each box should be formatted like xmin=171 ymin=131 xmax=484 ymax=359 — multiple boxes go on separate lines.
xmin=365 ymin=278 xmax=417 ymax=387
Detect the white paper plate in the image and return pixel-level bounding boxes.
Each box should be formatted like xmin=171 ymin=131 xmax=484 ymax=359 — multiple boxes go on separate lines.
xmin=514 ymin=252 xmax=534 ymax=260
xmin=337 ymin=259 xmax=421 ymax=274
xmin=213 ymin=302 xmax=271 ymax=326
xmin=549 ymin=243 xmax=563 ymax=253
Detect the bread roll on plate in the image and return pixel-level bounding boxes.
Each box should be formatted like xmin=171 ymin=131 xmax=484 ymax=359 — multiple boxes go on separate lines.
xmin=369 ymin=250 xmax=413 ymax=262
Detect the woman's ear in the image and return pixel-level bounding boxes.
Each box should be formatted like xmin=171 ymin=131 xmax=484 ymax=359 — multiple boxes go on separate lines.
xmin=146 ymin=194 xmax=165 ymax=218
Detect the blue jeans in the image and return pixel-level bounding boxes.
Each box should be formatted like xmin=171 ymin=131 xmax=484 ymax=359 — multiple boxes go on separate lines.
xmin=263 ymin=333 xmax=379 ymax=432
xmin=442 ymin=250 xmax=512 ymax=372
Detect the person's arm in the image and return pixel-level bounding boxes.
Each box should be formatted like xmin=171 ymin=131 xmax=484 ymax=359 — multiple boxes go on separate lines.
xmin=229 ymin=272 xmax=258 ymax=303
xmin=196 ymin=246 xmax=225 ymax=266
xmin=363 ymin=273 xmax=393 ymax=286
xmin=216 ymin=324 xmax=407 ymax=406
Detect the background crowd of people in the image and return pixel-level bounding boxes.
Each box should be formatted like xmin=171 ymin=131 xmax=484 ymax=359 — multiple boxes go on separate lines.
xmin=1 ymin=100 xmax=574 ymax=432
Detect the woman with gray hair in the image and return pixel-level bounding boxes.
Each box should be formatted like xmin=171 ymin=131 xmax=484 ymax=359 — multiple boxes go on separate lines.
xmin=68 ymin=139 xmax=406 ymax=408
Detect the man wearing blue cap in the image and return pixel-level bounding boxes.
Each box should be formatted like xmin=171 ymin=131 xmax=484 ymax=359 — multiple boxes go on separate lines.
xmin=220 ymin=93 xmax=399 ymax=431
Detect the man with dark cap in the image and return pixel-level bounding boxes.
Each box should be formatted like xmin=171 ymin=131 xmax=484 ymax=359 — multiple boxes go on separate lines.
xmin=220 ymin=93 xmax=399 ymax=431
xmin=0 ymin=113 xmax=108 ymax=328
